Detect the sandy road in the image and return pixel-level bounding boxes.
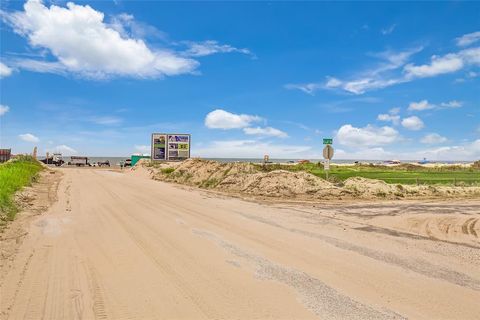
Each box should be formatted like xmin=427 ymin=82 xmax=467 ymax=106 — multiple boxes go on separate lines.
xmin=1 ymin=168 xmax=479 ymax=319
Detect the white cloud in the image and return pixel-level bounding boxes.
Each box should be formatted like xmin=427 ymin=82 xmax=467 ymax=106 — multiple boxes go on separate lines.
xmin=0 ymin=62 xmax=12 ymax=77
xmin=404 ymin=53 xmax=464 ymax=78
xmin=183 ymin=40 xmax=253 ymax=57
xmin=89 ymin=116 xmax=123 ymax=125
xmin=204 ymin=109 xmax=261 ymax=129
xmin=109 ymin=13 xmax=166 ymax=40
xmin=378 ymin=107 xmax=402 ymax=125
xmin=325 ymin=76 xmax=343 ymax=88
xmin=401 ymin=116 xmax=424 ymax=131
xmin=19 ymin=133 xmax=40 ymax=142
xmin=284 ymin=83 xmax=322 ymax=95
xmin=420 ymin=133 xmax=448 ymax=144
xmin=287 ymin=34 xmax=480 ymax=95
xmin=377 ymin=113 xmax=400 ymax=125
xmin=336 ymin=124 xmax=399 ymax=147
xmin=404 ymin=47 xmax=480 ymax=79
xmin=193 ymin=140 xmax=311 ymax=158
xmin=48 ymin=144 xmax=77 ymax=155
xmin=134 ymin=145 xmax=150 ymax=153
xmin=243 ymin=126 xmax=288 ymax=138
xmin=286 ymin=47 xmax=421 ymax=95
xmin=408 ymin=100 xmax=435 ymax=111
xmin=456 ymin=31 xmax=480 ymax=47
xmin=335 ymin=147 xmax=393 ymax=160
xmin=408 ymin=99 xmax=462 ymax=111
xmin=389 ymin=107 xmax=401 ymax=115
xmin=0 ymin=104 xmax=10 ymax=116
xmin=3 ymin=0 xmax=198 ymax=79
xmin=415 ymin=139 xmax=480 ymax=161
xmin=440 ymin=100 xmax=462 ymax=108
xmin=381 ymin=24 xmax=396 ymax=35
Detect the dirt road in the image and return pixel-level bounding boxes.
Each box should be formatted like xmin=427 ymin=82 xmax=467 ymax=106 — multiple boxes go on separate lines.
xmin=1 ymin=168 xmax=479 ymax=319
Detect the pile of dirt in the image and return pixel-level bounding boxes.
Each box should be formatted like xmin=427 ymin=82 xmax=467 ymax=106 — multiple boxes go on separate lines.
xmin=218 ymin=170 xmax=342 ymax=197
xmin=344 ymin=177 xmax=480 ymax=199
xmin=140 ymin=159 xmax=480 ymax=201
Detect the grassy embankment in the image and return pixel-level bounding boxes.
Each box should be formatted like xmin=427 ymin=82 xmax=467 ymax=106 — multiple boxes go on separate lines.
xmin=256 ymin=162 xmax=480 ymax=185
xmin=0 ymin=156 xmax=43 ymax=223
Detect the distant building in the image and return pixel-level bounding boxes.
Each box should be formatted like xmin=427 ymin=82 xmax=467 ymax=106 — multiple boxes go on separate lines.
xmin=0 ymin=149 xmax=11 ymax=163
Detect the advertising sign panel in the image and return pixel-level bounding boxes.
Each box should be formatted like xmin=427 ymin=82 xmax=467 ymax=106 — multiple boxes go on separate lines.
xmin=167 ymin=134 xmax=191 ymax=161
xmin=151 ymin=133 xmax=167 ymax=160
xmin=152 ymin=133 xmax=191 ymax=161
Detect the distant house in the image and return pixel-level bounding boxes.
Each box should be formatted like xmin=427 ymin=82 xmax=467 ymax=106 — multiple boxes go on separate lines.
xmin=0 ymin=149 xmax=11 ymax=163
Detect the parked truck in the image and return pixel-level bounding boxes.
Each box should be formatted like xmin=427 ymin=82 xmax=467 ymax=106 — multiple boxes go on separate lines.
xmin=69 ymin=156 xmax=89 ymax=166
xmin=41 ymin=153 xmax=64 ymax=166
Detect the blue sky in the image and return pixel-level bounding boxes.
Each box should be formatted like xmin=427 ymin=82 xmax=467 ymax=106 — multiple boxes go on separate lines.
xmin=0 ymin=0 xmax=479 ymax=160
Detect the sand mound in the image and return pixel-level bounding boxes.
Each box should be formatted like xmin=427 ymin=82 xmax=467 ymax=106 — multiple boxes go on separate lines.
xmin=147 ymin=159 xmax=341 ymax=198
xmin=219 ymin=170 xmax=338 ymax=197
xmin=344 ymin=177 xmax=398 ymax=196
xmin=141 ymin=159 xmax=480 ymax=200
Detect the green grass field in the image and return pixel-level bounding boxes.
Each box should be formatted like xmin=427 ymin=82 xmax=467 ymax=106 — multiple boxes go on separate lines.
xmin=256 ymin=162 xmax=480 ymax=185
xmin=0 ymin=156 xmax=43 ymax=222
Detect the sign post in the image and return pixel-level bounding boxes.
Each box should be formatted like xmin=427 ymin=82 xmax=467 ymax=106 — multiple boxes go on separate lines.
xmin=322 ymin=139 xmax=334 ymax=180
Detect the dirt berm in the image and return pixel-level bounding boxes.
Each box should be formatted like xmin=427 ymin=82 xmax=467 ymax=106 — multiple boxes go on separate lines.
xmin=134 ymin=158 xmax=480 ymax=201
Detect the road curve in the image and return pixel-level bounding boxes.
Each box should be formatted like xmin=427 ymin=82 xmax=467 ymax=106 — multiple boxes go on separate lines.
xmin=1 ymin=168 xmax=479 ymax=319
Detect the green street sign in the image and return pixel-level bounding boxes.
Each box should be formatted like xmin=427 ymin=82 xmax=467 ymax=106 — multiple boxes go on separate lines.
xmin=323 ymin=138 xmax=333 ymax=145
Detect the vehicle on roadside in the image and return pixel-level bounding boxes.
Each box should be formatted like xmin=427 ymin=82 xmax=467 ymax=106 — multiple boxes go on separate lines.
xmin=70 ymin=156 xmax=90 ymax=166
xmin=40 ymin=153 xmax=64 ymax=166
xmin=98 ymin=160 xmax=110 ymax=167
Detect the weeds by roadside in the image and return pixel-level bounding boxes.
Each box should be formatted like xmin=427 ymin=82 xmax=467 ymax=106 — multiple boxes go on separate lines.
xmin=0 ymin=156 xmax=43 ymax=222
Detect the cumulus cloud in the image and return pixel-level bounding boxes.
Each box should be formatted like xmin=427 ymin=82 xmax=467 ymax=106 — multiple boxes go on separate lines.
xmin=243 ymin=126 xmax=288 ymax=138
xmin=408 ymin=100 xmax=435 ymax=111
xmin=183 ymin=40 xmax=253 ymax=57
xmin=401 ymin=116 xmax=424 ymax=130
xmin=193 ymin=140 xmax=311 ymax=158
xmin=377 ymin=107 xmax=401 ymax=125
xmin=404 ymin=53 xmax=464 ymax=78
xmin=415 ymin=139 xmax=480 ymax=161
xmin=0 ymin=62 xmax=12 ymax=77
xmin=377 ymin=114 xmax=400 ymax=125
xmin=0 ymin=104 xmax=10 ymax=116
xmin=204 ymin=109 xmax=262 ymax=129
xmin=19 ymin=133 xmax=40 ymax=142
xmin=336 ymin=124 xmax=399 ymax=147
xmin=404 ymin=47 xmax=480 ymax=79
xmin=420 ymin=133 xmax=448 ymax=144
xmin=3 ymin=0 xmax=198 ymax=79
xmin=456 ymin=31 xmax=480 ymax=47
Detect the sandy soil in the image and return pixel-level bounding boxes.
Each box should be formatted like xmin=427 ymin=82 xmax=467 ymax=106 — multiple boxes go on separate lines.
xmin=142 ymin=159 xmax=480 ymax=201
xmin=0 ymin=167 xmax=479 ymax=319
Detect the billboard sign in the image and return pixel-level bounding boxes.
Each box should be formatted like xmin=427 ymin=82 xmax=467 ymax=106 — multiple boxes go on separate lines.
xmin=152 ymin=133 xmax=167 ymax=160
xmin=152 ymin=133 xmax=191 ymax=161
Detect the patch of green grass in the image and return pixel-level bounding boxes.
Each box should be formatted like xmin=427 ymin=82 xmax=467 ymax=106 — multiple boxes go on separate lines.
xmin=258 ymin=162 xmax=480 ymax=185
xmin=0 ymin=156 xmax=43 ymax=221
xmin=160 ymin=167 xmax=175 ymax=174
